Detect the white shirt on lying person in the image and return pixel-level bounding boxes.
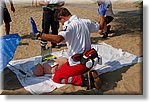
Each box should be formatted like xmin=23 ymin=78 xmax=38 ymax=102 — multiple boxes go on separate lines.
xmin=58 ymin=15 xmax=100 ymax=57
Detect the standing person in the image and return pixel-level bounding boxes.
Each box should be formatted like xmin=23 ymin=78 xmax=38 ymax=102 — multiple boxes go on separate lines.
xmin=0 ymin=0 xmax=15 ymax=35
xmin=33 ymin=8 xmax=102 ymax=89
xmin=97 ymin=0 xmax=114 ymax=38
xmin=38 ymin=0 xmax=65 ymax=50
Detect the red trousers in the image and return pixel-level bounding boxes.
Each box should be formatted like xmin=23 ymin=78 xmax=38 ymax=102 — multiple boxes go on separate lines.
xmin=53 ymin=61 xmax=90 ymax=86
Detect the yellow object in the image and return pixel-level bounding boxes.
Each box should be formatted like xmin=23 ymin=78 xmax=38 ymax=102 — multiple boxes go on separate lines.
xmin=42 ymin=54 xmax=57 ymax=61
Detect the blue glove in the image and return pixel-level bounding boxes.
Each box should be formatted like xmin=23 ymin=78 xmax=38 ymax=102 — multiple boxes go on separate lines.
xmin=98 ymin=3 xmax=106 ymax=16
xmin=30 ymin=16 xmax=39 ymax=34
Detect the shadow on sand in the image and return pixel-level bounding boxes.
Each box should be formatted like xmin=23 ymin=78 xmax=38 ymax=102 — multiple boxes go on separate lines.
xmin=91 ymin=8 xmax=143 ymax=44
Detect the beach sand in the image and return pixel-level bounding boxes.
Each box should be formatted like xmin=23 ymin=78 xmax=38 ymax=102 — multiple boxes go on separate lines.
xmin=1 ymin=1 xmax=143 ymax=95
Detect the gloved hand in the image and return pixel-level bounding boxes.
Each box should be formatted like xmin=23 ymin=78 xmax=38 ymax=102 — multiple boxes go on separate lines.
xmin=30 ymin=16 xmax=42 ymax=39
xmin=98 ymin=3 xmax=106 ymax=16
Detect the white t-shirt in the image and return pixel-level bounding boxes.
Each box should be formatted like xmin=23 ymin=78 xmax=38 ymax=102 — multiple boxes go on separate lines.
xmin=58 ymin=15 xmax=99 ymax=57
xmin=43 ymin=0 xmax=65 ymax=9
xmin=0 ymin=0 xmax=6 ymax=8
xmin=47 ymin=0 xmax=65 ymax=4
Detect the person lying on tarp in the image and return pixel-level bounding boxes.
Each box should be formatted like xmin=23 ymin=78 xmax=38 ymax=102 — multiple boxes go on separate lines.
xmin=33 ymin=7 xmax=102 ymax=90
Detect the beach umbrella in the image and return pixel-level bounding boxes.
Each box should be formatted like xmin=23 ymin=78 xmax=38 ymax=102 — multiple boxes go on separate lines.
xmin=0 ymin=34 xmax=21 ymax=72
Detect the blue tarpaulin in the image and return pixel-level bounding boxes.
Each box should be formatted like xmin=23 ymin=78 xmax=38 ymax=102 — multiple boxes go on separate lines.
xmin=0 ymin=34 xmax=21 ymax=72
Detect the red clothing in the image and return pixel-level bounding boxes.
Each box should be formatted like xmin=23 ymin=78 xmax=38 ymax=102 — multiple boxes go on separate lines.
xmin=53 ymin=61 xmax=90 ymax=86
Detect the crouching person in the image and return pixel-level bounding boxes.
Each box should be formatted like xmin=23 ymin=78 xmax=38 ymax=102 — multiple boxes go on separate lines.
xmin=34 ymin=7 xmax=102 ymax=89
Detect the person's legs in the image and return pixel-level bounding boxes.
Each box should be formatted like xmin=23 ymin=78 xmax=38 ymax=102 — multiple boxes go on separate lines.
xmin=101 ymin=16 xmax=114 ymax=38
xmin=53 ymin=62 xmax=102 ymax=90
xmin=53 ymin=62 xmax=89 ymax=86
xmin=3 ymin=8 xmax=11 ymax=35
xmin=5 ymin=23 xmax=10 ymax=35
xmin=82 ymin=70 xmax=102 ymax=90
xmin=89 ymin=70 xmax=102 ymax=90
xmin=100 ymin=17 xmax=108 ymax=39
xmin=0 ymin=7 xmax=3 ymax=26
xmin=41 ymin=10 xmax=51 ymax=50
xmin=105 ymin=16 xmax=114 ymax=33
xmin=101 ymin=27 xmax=108 ymax=39
xmin=105 ymin=16 xmax=114 ymax=24
xmin=51 ymin=10 xmax=60 ymax=48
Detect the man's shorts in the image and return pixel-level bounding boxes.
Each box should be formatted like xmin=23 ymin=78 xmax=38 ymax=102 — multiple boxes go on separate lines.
xmin=105 ymin=16 xmax=114 ymax=24
xmin=3 ymin=8 xmax=12 ymax=23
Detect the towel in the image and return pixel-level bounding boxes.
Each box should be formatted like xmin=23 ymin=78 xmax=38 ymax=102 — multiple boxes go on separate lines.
xmin=8 ymin=43 xmax=142 ymax=94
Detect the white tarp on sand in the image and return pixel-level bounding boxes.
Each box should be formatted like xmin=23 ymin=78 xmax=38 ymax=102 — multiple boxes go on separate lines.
xmin=8 ymin=42 xmax=142 ymax=94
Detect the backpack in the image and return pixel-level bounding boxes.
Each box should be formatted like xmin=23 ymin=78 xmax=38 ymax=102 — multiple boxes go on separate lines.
xmin=71 ymin=48 xmax=100 ymax=68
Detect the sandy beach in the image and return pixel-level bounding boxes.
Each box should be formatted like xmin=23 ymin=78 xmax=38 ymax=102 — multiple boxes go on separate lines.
xmin=0 ymin=1 xmax=143 ymax=95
